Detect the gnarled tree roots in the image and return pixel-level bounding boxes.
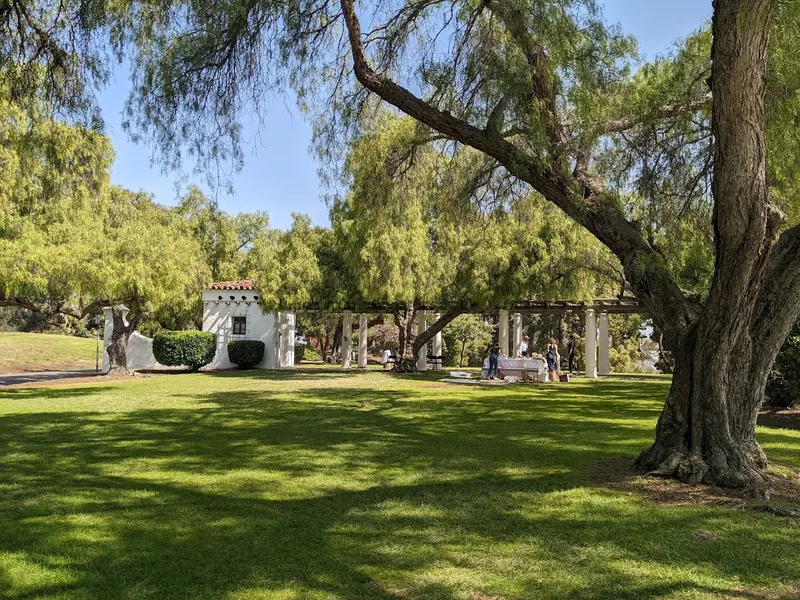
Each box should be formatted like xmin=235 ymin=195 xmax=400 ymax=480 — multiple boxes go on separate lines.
xmin=636 ymin=447 xmax=766 ymax=489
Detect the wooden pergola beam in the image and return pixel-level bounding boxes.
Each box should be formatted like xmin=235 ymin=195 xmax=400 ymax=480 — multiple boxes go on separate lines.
xmin=296 ymin=299 xmax=643 ymax=316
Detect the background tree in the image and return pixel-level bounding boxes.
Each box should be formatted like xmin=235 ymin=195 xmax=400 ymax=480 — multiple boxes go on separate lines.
xmin=333 ymin=114 xmax=618 ymax=366
xmin=177 ymin=186 xmax=270 ymax=281
xmin=0 ymin=85 xmax=210 ymax=371
xmin=444 ymin=315 xmax=494 ymax=368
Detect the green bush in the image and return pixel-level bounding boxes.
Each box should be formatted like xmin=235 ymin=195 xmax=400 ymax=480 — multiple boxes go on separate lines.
xmin=767 ymin=322 xmax=800 ymax=408
xmin=295 ymin=343 xmax=322 ymax=363
xmin=152 ymin=330 xmax=217 ymax=371
xmin=138 ymin=319 xmax=164 ymax=339
xmin=228 ymin=340 xmax=265 ymax=369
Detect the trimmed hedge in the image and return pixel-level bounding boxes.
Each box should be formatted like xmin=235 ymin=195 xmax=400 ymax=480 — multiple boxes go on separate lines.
xmin=228 ymin=340 xmax=265 ymax=369
xmin=152 ymin=330 xmax=217 ymax=371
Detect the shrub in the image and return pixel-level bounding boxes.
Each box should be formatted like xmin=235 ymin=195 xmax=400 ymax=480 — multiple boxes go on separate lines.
xmin=767 ymin=321 xmax=800 ymax=408
xmin=766 ymin=373 xmax=794 ymax=409
xmin=152 ymin=330 xmax=217 ymax=371
xmin=295 ymin=343 xmax=322 ymax=363
xmin=138 ymin=319 xmax=164 ymax=339
xmin=228 ymin=340 xmax=265 ymax=369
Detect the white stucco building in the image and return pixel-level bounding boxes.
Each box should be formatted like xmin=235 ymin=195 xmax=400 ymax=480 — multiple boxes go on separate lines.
xmin=102 ymin=280 xmax=295 ymax=372
xmin=202 ymin=280 xmax=296 ymax=370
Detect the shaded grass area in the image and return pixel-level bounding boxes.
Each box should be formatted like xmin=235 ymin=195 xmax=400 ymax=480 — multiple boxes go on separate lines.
xmin=0 ymin=332 xmax=97 ymax=373
xmin=0 ymin=370 xmax=799 ymax=599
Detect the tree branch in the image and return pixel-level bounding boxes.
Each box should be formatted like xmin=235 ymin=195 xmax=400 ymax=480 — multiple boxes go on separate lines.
xmin=412 ymin=308 xmax=463 ymax=356
xmin=483 ymin=0 xmax=565 ymax=151
xmin=754 ymin=222 xmax=800 ymax=353
xmin=596 ymin=94 xmax=712 ymax=135
xmin=340 ymin=0 xmax=560 ymax=200
xmin=339 ymin=0 xmax=698 ymax=338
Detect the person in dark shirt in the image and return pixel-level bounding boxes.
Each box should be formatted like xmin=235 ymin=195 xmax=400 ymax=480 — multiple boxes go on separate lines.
xmin=545 ymin=338 xmax=558 ymax=381
xmin=487 ymin=343 xmax=500 ymax=379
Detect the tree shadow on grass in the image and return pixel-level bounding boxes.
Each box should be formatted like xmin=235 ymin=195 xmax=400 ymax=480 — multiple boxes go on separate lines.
xmin=0 ymin=385 xmax=116 ymax=400
xmin=203 ymin=367 xmax=379 ymax=381
xmin=1 ymin=382 xmax=799 ymax=599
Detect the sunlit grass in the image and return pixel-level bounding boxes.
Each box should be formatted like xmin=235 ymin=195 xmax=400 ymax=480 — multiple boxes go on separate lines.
xmin=0 ymin=369 xmax=798 ymax=599
xmin=0 ymin=332 xmax=97 ymax=373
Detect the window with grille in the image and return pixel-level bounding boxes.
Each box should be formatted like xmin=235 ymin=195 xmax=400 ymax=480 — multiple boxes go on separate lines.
xmin=232 ymin=316 xmax=247 ymax=336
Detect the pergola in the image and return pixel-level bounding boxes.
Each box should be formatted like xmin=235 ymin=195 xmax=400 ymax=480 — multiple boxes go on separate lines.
xmin=331 ymin=299 xmax=644 ymax=377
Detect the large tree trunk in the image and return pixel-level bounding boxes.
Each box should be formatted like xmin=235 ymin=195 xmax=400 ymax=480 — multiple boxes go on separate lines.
xmin=105 ymin=307 xmax=133 ymax=374
xmin=390 ymin=302 xmax=418 ymax=372
xmin=636 ymin=0 xmax=784 ymax=487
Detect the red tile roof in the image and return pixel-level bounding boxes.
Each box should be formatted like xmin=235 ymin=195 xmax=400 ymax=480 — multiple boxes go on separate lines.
xmin=210 ymin=280 xmax=256 ymax=290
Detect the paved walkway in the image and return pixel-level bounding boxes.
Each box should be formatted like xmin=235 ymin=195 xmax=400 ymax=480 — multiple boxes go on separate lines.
xmin=0 ymin=369 xmax=99 ymax=386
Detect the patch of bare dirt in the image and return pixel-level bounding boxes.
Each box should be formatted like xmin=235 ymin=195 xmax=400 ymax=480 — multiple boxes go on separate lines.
xmin=758 ymin=404 xmax=800 ymax=431
xmin=587 ymin=456 xmax=800 ymax=511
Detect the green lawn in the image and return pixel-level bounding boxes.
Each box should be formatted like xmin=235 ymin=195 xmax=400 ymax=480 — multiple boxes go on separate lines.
xmin=0 ymin=332 xmax=97 ymax=373
xmin=1 ymin=369 xmax=798 ymax=600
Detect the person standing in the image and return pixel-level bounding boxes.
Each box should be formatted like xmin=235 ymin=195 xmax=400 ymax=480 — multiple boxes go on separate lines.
xmin=487 ymin=343 xmax=500 ymax=379
xmin=545 ymin=338 xmax=559 ymax=382
xmin=567 ymin=335 xmax=576 ymax=374
xmin=519 ymin=335 xmax=529 ymax=358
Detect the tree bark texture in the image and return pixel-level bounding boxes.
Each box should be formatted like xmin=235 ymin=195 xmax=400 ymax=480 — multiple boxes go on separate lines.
xmin=339 ymin=0 xmax=800 ymax=485
xmin=636 ymin=0 xmax=786 ymax=486
xmin=105 ymin=307 xmax=135 ymax=374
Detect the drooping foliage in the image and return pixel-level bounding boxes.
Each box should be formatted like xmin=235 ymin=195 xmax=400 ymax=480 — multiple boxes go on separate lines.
xmin=177 ymin=186 xmax=271 ymax=281
xmin=332 ymin=115 xmax=620 ymax=311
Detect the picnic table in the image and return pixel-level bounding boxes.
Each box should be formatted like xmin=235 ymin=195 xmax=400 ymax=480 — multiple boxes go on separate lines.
xmin=481 ymin=357 xmax=548 ymax=382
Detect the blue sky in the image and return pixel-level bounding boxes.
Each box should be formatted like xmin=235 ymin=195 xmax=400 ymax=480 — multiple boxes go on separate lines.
xmin=99 ymin=0 xmax=711 ymax=230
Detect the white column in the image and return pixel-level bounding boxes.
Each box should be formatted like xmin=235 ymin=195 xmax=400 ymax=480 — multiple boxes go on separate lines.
xmin=598 ymin=312 xmax=610 ymax=376
xmin=278 ymin=311 xmax=296 ymax=369
xmin=358 ymin=313 xmax=368 ymax=368
xmin=585 ymin=309 xmax=598 ymax=378
xmin=416 ymin=310 xmax=428 ymax=371
xmin=498 ymin=310 xmax=509 ymax=357
xmin=512 ymin=313 xmax=522 ymax=357
xmin=342 ymin=310 xmax=352 ymax=369
xmin=432 ymin=313 xmax=443 ymax=370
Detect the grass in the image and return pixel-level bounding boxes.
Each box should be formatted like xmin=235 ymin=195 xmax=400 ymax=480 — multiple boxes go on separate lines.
xmin=0 ymin=368 xmax=799 ymax=600
xmin=0 ymin=332 xmax=98 ymax=373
